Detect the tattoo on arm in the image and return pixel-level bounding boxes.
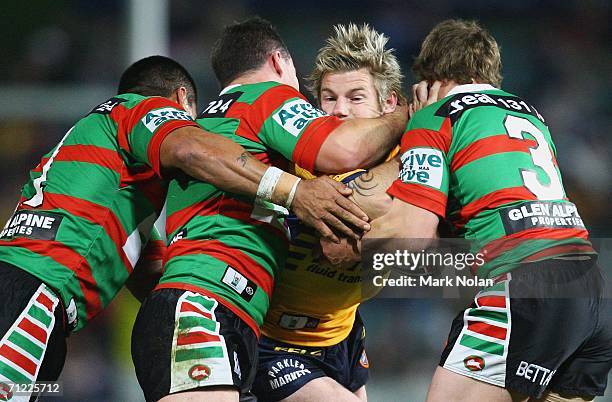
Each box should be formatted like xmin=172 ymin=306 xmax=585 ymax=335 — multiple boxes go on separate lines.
xmin=348 ymin=171 xmax=378 ymax=197
xmin=237 ymin=152 xmax=251 ymax=167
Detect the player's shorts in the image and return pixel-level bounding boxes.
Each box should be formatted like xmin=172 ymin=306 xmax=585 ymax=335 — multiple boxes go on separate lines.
xmin=252 ymin=313 xmax=369 ymax=401
xmin=131 ymin=288 xmax=258 ymax=402
xmin=0 ymin=261 xmax=66 ymax=401
xmin=440 ymin=257 xmax=611 ymax=399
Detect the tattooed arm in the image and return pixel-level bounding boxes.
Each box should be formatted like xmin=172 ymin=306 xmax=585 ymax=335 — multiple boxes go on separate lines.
xmin=347 ymin=157 xmax=400 ymax=220
xmin=319 ymin=158 xmax=400 ymax=266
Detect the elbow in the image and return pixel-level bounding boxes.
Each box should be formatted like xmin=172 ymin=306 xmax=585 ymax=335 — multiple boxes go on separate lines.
xmin=171 ymin=136 xmax=215 ymax=173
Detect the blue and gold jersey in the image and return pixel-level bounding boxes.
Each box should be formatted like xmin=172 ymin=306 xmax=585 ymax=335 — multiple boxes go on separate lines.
xmin=262 ymin=147 xmax=399 ymax=346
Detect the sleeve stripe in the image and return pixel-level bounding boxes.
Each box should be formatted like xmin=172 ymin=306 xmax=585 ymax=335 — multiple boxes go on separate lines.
xmin=111 ymin=97 xmax=183 ymax=154
xmin=147 ymin=119 xmax=199 ymax=177
xmin=400 ymin=128 xmax=451 ymax=154
xmin=387 ymin=181 xmax=447 ymax=218
xmin=292 ymin=116 xmax=343 ymax=173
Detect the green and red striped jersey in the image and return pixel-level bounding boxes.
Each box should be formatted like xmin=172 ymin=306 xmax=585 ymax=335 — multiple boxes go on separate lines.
xmin=0 ymin=93 xmax=197 ymax=331
xmin=387 ymin=84 xmax=594 ymax=277
xmin=159 ymin=81 xmax=343 ymax=336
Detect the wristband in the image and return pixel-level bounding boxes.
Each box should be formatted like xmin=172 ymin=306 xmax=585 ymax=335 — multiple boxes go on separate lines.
xmin=256 ymin=166 xmax=283 ymax=203
xmin=284 ymin=178 xmax=301 ymax=208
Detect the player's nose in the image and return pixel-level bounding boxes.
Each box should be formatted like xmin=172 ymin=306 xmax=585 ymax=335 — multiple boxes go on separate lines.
xmin=332 ymin=98 xmax=350 ymax=119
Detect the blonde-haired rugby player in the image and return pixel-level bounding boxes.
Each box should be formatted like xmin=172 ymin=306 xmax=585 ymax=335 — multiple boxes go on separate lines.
xmin=252 ymin=23 xmax=438 ymax=402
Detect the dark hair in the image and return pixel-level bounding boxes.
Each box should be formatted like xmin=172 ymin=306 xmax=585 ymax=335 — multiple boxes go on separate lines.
xmin=413 ymin=19 xmax=502 ymax=87
xmin=118 ymin=55 xmax=197 ymax=104
xmin=211 ymin=17 xmax=290 ymax=87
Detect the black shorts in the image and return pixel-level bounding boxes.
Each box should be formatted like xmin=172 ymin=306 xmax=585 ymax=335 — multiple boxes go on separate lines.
xmin=131 ymin=288 xmax=258 ymax=402
xmin=252 ymin=313 xmax=369 ymax=402
xmin=440 ymin=258 xmax=611 ymax=399
xmin=0 ymin=261 xmax=66 ymax=398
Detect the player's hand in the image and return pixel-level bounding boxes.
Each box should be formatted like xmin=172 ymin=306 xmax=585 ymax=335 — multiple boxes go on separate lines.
xmin=409 ymin=80 xmax=442 ymax=117
xmin=291 ymin=176 xmax=370 ymax=243
xmin=319 ymin=236 xmax=362 ymax=268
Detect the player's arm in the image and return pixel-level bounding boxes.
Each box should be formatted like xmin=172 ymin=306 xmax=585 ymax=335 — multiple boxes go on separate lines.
xmin=346 ymin=157 xmax=400 ymax=220
xmin=316 ymin=80 xmax=439 ymax=173
xmin=318 ymin=158 xmax=399 ymax=267
xmin=126 ymin=99 xmax=369 ymax=241
xmin=258 ymin=86 xmax=406 ymax=177
xmin=366 ymin=116 xmax=450 ymax=242
xmin=314 ymin=104 xmax=407 ymax=173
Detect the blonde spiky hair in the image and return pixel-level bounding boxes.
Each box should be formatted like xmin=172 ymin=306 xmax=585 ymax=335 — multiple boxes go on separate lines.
xmin=308 ymin=23 xmax=404 ymax=108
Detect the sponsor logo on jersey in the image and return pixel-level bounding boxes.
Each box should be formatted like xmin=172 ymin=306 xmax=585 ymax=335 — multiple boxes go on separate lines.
xmin=221 ymin=266 xmax=257 ymax=302
xmin=267 ymin=358 xmax=312 ymax=390
xmin=435 ymin=92 xmax=545 ymax=124
xmin=278 ymin=313 xmax=319 ymax=330
xmin=272 ymin=99 xmax=326 ymax=137
xmin=359 ymin=350 xmax=370 ymax=368
xmin=142 ymin=107 xmax=193 ymax=132
xmin=463 ymin=355 xmax=485 ymax=371
xmin=515 ymin=361 xmax=556 ymax=386
xmin=273 ymin=346 xmax=323 ymax=357
xmin=399 ymin=148 xmax=444 ymax=189
xmin=499 ymin=201 xmax=585 ymax=235
xmin=189 ymin=364 xmax=211 ymax=382
xmin=1 ymin=210 xmax=63 ymax=241
xmin=89 ymin=97 xmax=127 ymax=115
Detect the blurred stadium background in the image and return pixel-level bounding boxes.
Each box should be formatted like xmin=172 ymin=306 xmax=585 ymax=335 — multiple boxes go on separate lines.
xmin=1 ymin=0 xmax=610 ymax=401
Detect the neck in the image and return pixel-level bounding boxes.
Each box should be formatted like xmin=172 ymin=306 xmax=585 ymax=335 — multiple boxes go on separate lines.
xmin=228 ymin=69 xmax=279 ymax=88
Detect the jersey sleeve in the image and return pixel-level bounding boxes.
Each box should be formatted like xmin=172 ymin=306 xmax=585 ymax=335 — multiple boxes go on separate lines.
xmin=386 ymin=115 xmax=452 ymax=218
xmin=115 ymin=97 xmax=199 ymax=177
xmin=248 ymin=85 xmax=343 ymax=173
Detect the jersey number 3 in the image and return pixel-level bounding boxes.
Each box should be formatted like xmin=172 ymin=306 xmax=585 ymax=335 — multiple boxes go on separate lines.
xmin=504 ymin=115 xmax=564 ymax=200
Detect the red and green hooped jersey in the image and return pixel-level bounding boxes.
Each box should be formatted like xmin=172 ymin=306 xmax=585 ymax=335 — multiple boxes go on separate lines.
xmin=159 ymin=81 xmax=343 ymax=336
xmin=387 ymin=84 xmax=594 ymax=277
xmin=0 ymin=93 xmax=197 ymax=331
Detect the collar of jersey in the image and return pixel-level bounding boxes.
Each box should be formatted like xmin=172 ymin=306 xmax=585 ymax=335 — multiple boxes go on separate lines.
xmin=219 ymin=84 xmax=241 ymax=95
xmin=445 ymin=83 xmax=497 ymax=97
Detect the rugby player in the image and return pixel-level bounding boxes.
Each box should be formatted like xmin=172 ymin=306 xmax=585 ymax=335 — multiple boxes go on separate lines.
xmin=364 ymin=19 xmax=611 ymax=401
xmin=130 ymin=18 xmax=408 ymax=402
xmin=0 ymin=55 xmax=366 ymax=400
xmin=252 ymin=23 xmax=408 ymax=402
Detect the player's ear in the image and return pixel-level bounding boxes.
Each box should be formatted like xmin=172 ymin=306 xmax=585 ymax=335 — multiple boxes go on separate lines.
xmin=382 ymin=91 xmax=399 ymax=114
xmin=270 ymin=50 xmax=284 ymax=77
xmin=176 ymin=86 xmax=195 ymax=118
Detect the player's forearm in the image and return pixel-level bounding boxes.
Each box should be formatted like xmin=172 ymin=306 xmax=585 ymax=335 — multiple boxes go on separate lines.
xmin=364 ymin=198 xmax=439 ymax=241
xmin=347 ymin=159 xmax=400 ymax=220
xmin=315 ymin=111 xmax=406 ymax=173
xmin=160 ymin=127 xmax=267 ymax=197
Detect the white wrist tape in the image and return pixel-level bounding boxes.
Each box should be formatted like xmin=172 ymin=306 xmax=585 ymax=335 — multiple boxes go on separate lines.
xmin=284 ymin=178 xmax=301 ymax=209
xmin=256 ymin=166 xmax=283 ymax=203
